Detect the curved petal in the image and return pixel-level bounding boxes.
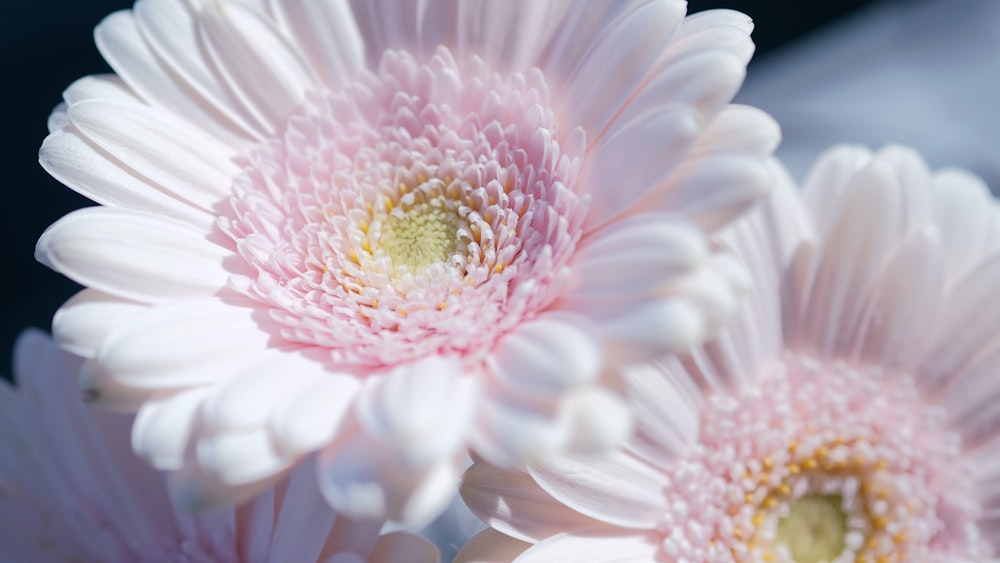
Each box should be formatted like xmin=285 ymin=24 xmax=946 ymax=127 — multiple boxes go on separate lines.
xmin=52 ymin=289 xmax=148 ymax=359
xmin=530 ymin=450 xmax=668 ymax=530
xmin=198 ymin=1 xmax=317 ymax=133
xmin=132 ymin=387 xmax=211 ymax=470
xmin=196 ymin=427 xmax=297 ymax=485
xmin=488 ymin=313 xmax=601 ymax=397
xmin=317 ymin=433 xmax=461 ymax=526
xmin=269 ymin=0 xmax=365 ymax=88
xmin=92 ymin=298 xmax=274 ymax=389
xmin=66 ymin=99 xmax=239 ymax=210
xmin=95 ymin=8 xmax=257 ymax=145
xmin=36 ymin=208 xmax=233 ymax=303
xmin=582 ymin=103 xmax=700 ymax=232
xmin=461 ymin=460 xmax=607 ymax=544
xmin=269 ymin=372 xmax=361 ymax=456
xmin=454 ymin=529 xmax=531 ymax=563
xmin=515 ymin=530 xmax=659 ymax=563
xmin=356 ymin=357 xmax=478 ymax=468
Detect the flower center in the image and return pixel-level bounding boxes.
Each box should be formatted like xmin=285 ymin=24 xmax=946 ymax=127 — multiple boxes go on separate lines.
xmin=378 ymin=200 xmax=464 ymax=272
xmin=774 ymin=494 xmax=847 ymax=563
xmin=219 ymin=47 xmax=588 ymax=367
xmin=655 ymin=353 xmax=990 ymax=562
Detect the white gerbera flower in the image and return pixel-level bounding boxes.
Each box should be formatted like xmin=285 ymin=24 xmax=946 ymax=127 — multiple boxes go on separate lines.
xmin=37 ymin=0 xmax=779 ymax=524
xmin=0 ymin=329 xmax=438 ymax=562
xmin=461 ymin=145 xmax=1000 ymax=562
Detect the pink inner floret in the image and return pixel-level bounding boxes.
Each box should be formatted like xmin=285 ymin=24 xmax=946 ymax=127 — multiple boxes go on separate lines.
xmin=219 ymin=47 xmax=588 ymax=367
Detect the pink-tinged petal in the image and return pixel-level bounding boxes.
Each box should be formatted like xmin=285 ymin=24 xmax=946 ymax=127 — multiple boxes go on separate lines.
xmin=613 ymin=50 xmax=747 ymax=140
xmin=368 ymin=531 xmax=440 ymax=563
xmin=92 ymin=298 xmax=274 ymax=389
xmin=488 ymin=314 xmax=601 ymax=397
xmin=269 ymin=373 xmax=361 ymax=456
xmin=201 ymin=349 xmax=326 ymax=431
xmin=668 ymin=9 xmax=755 ymax=65
xmin=52 ymin=289 xmax=148 ymax=359
xmin=266 ymin=463 xmax=338 ymax=562
xmin=530 ymin=450 xmax=669 ymax=530
xmin=132 ymin=387 xmax=211 ymax=470
xmin=347 ymin=0 xmax=422 ymax=65
xmin=931 ymin=168 xmax=1000 ymax=284
xmin=198 ymin=1 xmax=317 ymax=133
xmin=797 ymin=157 xmax=906 ymax=358
xmin=317 ymin=433 xmax=460 ymax=526
xmin=918 ymin=254 xmax=1000 ymax=394
xmin=94 ymin=9 xmax=257 ymax=145
xmin=801 ymin=144 xmax=876 ymax=235
xmin=565 ymin=215 xmax=705 ymax=308
xmin=79 ymin=356 xmax=164 ymax=412
xmin=66 ymin=99 xmax=239 ymax=210
xmin=39 ymin=130 xmax=215 ymax=229
xmin=940 ymin=345 xmax=1000 ymax=450
xmin=461 ymin=459 xmax=607 ymax=544
xmin=470 ymin=393 xmax=571 ymax=468
xmin=357 ymin=358 xmax=478 ymax=468
xmin=197 ymin=428 xmax=297 ymax=485
xmin=560 ymin=0 xmax=685 ymax=141
xmin=516 ymin=531 xmax=659 ymax=563
xmin=455 ymin=1 xmax=568 ymax=73
xmin=856 ymin=227 xmax=944 ymax=367
xmin=36 ymin=208 xmax=232 ymax=303
xmin=454 ymin=529 xmax=530 ymax=563
xmin=582 ymin=103 xmax=700 ymax=231
xmin=621 ymin=362 xmax=700 ymax=466
xmin=269 ymin=0 xmax=365 ymax=88
xmin=319 ymin=516 xmax=384 ymax=561
xmin=558 ymin=387 xmax=633 ymax=456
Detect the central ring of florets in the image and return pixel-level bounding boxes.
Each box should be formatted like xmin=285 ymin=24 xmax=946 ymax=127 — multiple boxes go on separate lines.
xmin=220 ymin=47 xmax=588 ymax=367
xmin=656 ymin=353 xmax=990 ymax=562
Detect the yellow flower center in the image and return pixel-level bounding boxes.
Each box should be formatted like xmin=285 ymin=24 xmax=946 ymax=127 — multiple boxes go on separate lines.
xmin=379 ymin=201 xmax=462 ymax=271
xmin=774 ymin=494 xmax=847 ymax=563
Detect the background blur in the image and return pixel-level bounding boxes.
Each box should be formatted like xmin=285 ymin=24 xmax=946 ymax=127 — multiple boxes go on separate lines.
xmin=3 ymin=0 xmax=991 ymax=374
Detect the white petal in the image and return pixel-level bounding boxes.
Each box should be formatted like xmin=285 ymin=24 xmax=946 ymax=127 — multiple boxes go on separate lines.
xmin=357 ymin=358 xmax=478 ymax=468
xmin=270 ymin=0 xmax=365 ymax=87
xmin=132 ymin=387 xmax=211 ymax=470
xmin=565 ymin=215 xmax=705 ymax=307
xmin=516 ymin=531 xmax=659 ymax=563
xmin=669 ymin=9 xmax=755 ymax=65
xmin=800 ymin=144 xmax=876 ymax=235
xmin=461 ymin=462 xmax=603 ymax=543
xmin=454 ymin=529 xmax=531 ymax=563
xmin=39 ymin=130 xmax=215 ymax=229
xmin=269 ymin=373 xmax=361 ymax=455
xmin=621 ymin=362 xmax=700 ymax=465
xmin=530 ymin=450 xmax=668 ymax=530
xmin=95 ymin=8 xmax=257 ymax=144
xmin=198 ymin=1 xmax=316 ymax=132
xmin=93 ymin=298 xmax=274 ymax=389
xmin=455 ymin=1 xmax=568 ymax=73
xmin=266 ymin=463 xmax=339 ymax=562
xmin=583 ymin=103 xmax=700 ymax=231
xmin=66 ymin=99 xmax=239 ymax=210
xmin=931 ymin=168 xmax=1000 ymax=284
xmin=36 ymin=208 xmax=232 ymax=303
xmin=168 ymin=463 xmax=278 ymax=512
xmin=557 ymin=387 xmax=633 ymax=456
xmin=52 ymin=289 xmax=148 ymax=359
xmin=560 ymin=0 xmax=685 ymax=140
xmin=196 ymin=427 xmax=297 ymax=485
xmin=488 ymin=314 xmax=601 ymax=396
xmin=598 ymin=298 xmax=707 ymax=364
xmin=470 ymin=394 xmax=571 ymax=468
xmin=62 ymin=74 xmax=138 ymax=106
xmin=317 ymin=434 xmax=460 ymax=526
xmin=614 ymin=49 xmax=746 ymax=139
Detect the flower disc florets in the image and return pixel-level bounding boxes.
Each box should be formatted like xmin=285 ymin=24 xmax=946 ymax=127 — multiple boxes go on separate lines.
xmin=221 ymin=47 xmax=586 ymax=367
xmin=658 ymin=353 xmax=988 ymax=562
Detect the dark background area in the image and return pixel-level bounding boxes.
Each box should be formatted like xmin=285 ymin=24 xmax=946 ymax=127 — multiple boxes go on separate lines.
xmin=0 ymin=0 xmax=881 ymax=375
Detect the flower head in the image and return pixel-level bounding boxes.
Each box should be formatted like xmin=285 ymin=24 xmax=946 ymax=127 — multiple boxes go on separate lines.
xmin=461 ymin=145 xmax=1000 ymax=561
xmin=0 ymin=329 xmax=438 ymax=562
xmin=38 ymin=0 xmax=778 ymax=523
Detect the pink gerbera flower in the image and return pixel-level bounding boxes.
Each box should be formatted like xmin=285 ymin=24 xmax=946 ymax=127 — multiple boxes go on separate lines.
xmin=461 ymin=145 xmax=1000 ymax=562
xmin=0 ymin=329 xmax=438 ymax=562
xmin=37 ymin=0 xmax=778 ymax=524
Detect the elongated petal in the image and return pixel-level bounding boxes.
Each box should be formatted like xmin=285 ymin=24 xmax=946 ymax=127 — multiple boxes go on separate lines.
xmin=52 ymin=289 xmax=148 ymax=358
xmin=36 ymin=208 xmax=233 ymax=303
